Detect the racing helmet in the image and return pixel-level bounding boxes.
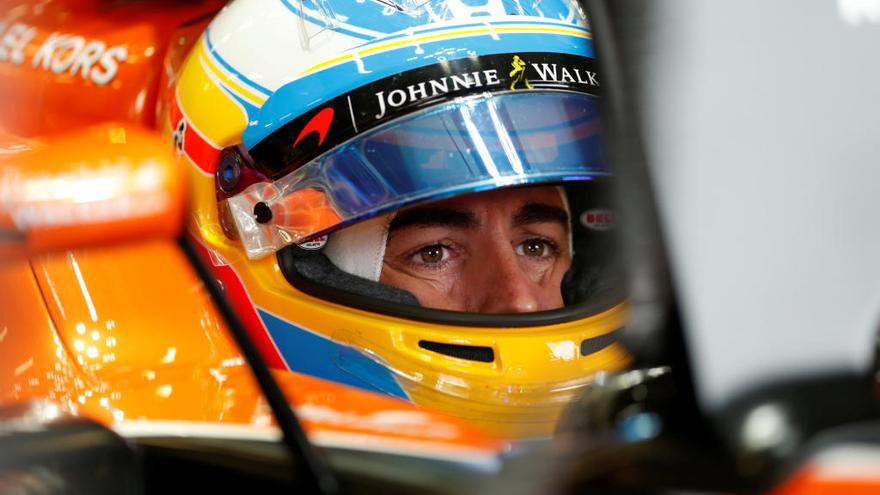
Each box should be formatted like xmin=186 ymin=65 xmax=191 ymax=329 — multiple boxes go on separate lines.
xmin=167 ymin=0 xmax=630 ymax=439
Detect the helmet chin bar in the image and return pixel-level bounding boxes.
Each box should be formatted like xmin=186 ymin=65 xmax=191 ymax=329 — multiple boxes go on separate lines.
xmin=277 ymin=241 xmax=630 ymax=439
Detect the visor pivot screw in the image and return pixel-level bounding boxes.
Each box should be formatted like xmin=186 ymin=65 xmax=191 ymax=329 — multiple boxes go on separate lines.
xmin=217 ymin=149 xmax=242 ymax=193
xmin=254 ymin=202 xmax=273 ymax=224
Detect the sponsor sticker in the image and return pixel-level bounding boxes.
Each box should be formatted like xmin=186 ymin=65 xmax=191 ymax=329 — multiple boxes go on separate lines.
xmin=580 ymin=209 xmax=614 ymax=231
xmin=298 ymin=235 xmax=328 ymax=250
xmin=0 ymin=22 xmax=127 ymax=85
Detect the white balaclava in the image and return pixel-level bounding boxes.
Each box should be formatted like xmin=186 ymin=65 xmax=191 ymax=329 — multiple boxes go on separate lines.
xmin=324 ymin=212 xmax=395 ymax=282
xmin=324 ymin=188 xmax=572 ymax=282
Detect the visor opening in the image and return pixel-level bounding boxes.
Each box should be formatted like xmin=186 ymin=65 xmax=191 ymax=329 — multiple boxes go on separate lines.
xmin=581 ymin=329 xmax=621 ymax=357
xmin=418 ymin=340 xmax=494 ymax=363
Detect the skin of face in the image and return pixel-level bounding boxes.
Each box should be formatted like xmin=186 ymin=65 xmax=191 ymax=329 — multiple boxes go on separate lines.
xmin=380 ymin=186 xmax=571 ymax=313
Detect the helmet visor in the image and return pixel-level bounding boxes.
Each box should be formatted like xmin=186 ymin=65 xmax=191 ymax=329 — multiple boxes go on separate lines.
xmin=228 ymin=91 xmax=607 ymax=259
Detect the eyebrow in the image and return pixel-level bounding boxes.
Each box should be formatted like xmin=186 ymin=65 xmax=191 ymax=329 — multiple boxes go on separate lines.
xmin=388 ymin=207 xmax=478 ymax=235
xmin=511 ymin=203 xmax=569 ymax=228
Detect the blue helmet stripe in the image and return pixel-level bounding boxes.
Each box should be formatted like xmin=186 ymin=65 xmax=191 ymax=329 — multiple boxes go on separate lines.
xmin=278 ymin=0 xmax=586 ymax=38
xmin=352 ymin=18 xmax=591 ymax=50
xmin=259 ymin=309 xmax=410 ymax=400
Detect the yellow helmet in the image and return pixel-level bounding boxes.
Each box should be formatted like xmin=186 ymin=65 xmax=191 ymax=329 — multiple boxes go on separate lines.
xmin=166 ymin=0 xmax=630 ymax=439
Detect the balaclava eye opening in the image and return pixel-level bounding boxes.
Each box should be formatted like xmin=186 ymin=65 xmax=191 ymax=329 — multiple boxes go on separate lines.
xmin=324 ymin=187 xmax=573 ymax=283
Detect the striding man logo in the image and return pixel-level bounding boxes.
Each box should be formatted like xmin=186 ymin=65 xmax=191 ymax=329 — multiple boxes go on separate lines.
xmin=508 ymin=55 xmax=532 ymax=90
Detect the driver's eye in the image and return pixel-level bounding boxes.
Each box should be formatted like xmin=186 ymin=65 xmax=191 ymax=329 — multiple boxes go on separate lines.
xmin=518 ymin=239 xmax=551 ymax=258
xmin=523 ymin=240 xmax=546 ymax=257
xmin=417 ymin=244 xmax=447 ymax=264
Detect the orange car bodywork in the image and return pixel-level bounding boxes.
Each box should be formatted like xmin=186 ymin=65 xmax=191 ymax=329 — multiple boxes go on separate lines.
xmin=0 ymin=125 xmax=186 ymax=256
xmin=0 ymin=0 xmax=503 ymax=464
xmin=3 ymin=2 xmax=879 ymax=490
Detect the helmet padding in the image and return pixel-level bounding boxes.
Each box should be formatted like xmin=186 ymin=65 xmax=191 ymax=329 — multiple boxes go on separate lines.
xmin=324 ymin=213 xmax=394 ymax=282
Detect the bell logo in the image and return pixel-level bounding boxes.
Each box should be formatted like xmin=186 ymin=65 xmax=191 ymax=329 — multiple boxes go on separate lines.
xmin=580 ymin=209 xmax=615 ymax=231
xmin=298 ymin=235 xmax=328 ymax=250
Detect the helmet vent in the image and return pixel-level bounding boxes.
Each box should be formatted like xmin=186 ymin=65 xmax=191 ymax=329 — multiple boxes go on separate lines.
xmin=581 ymin=329 xmax=621 ymax=357
xmin=418 ymin=341 xmax=494 ymax=363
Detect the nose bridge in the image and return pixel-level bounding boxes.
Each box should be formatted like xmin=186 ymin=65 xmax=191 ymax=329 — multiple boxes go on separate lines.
xmin=475 ymin=237 xmax=539 ymax=313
